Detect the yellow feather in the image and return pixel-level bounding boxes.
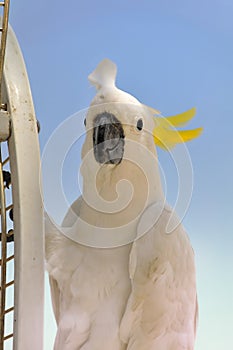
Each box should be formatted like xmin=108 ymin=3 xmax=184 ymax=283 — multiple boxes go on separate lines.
xmin=153 ymin=128 xmax=203 ymax=149
xmin=165 ymin=107 xmax=196 ymax=127
xmin=177 ymin=128 xmax=203 ymax=142
xmin=153 ymin=107 xmax=203 ymax=150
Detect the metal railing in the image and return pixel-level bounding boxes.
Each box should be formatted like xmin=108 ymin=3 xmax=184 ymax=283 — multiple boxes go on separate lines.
xmin=0 ymin=143 xmax=14 ymax=349
xmin=0 ymin=2 xmax=13 ymax=349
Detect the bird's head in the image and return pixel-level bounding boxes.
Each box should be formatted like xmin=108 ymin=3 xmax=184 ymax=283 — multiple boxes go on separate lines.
xmin=82 ymin=59 xmax=158 ymax=168
xmin=82 ymin=59 xmax=202 ymax=170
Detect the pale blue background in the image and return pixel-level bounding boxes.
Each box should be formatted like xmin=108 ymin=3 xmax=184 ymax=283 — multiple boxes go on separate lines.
xmin=9 ymin=1 xmax=233 ymax=349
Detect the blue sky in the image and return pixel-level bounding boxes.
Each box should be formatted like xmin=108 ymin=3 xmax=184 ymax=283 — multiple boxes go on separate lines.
xmin=9 ymin=1 xmax=233 ymax=349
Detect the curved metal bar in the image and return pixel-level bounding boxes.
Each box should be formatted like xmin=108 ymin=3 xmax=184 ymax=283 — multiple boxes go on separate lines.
xmin=0 ymin=0 xmax=10 ymax=109
xmin=4 ymin=24 xmax=44 ymax=350
xmin=0 ymin=4 xmax=44 ymax=349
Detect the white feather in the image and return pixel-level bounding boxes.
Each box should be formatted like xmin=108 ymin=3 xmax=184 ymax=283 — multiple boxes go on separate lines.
xmin=88 ymin=59 xmax=141 ymax=105
xmin=88 ymin=58 xmax=117 ymax=91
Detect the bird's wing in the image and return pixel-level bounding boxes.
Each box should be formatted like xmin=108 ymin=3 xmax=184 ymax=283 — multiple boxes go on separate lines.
xmin=45 ymin=196 xmax=83 ymax=326
xmin=120 ymin=202 xmax=197 ymax=349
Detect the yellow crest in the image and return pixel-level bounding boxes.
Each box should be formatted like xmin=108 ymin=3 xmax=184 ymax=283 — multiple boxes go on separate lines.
xmin=152 ymin=107 xmax=203 ymax=150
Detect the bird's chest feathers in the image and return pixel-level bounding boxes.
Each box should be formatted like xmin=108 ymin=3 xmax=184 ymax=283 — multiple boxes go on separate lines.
xmin=71 ymin=252 xmax=125 ymax=301
xmin=82 ymin=161 xmax=153 ymax=228
xmin=53 ymin=241 xmax=131 ymax=304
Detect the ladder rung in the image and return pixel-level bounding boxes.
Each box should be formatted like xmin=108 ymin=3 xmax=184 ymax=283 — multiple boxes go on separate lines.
xmin=6 ymin=254 xmax=14 ymax=262
xmin=4 ymin=306 xmax=14 ymax=314
xmin=0 ymin=280 xmax=14 ymax=290
xmin=2 ymin=156 xmax=9 ymax=165
xmin=0 ymin=257 xmax=14 ymax=265
xmin=4 ymin=333 xmax=13 ymax=341
xmin=0 ymin=3 xmax=5 ymax=6
xmin=6 ymin=280 xmax=14 ymax=288
xmin=6 ymin=204 xmax=13 ymax=211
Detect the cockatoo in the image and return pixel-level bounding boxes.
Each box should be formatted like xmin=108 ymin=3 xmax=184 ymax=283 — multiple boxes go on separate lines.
xmin=45 ymin=59 xmax=201 ymax=350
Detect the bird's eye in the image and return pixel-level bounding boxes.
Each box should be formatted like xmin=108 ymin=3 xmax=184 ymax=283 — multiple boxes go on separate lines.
xmin=136 ymin=118 xmax=143 ymax=131
xmin=84 ymin=118 xmax=86 ymax=127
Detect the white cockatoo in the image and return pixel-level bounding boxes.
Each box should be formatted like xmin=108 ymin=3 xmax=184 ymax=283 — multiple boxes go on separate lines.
xmin=45 ymin=59 xmax=201 ymax=350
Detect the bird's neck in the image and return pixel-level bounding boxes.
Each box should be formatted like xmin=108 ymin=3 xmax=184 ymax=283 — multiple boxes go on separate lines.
xmin=80 ymin=159 xmax=164 ymax=228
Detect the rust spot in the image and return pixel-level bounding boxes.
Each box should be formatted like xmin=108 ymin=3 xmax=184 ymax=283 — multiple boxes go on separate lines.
xmin=28 ymin=113 xmax=34 ymax=122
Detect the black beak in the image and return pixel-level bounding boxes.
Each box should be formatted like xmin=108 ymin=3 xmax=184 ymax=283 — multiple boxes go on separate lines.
xmin=93 ymin=112 xmax=125 ymax=164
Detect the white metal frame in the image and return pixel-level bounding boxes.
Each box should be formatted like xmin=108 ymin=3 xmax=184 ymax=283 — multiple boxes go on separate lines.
xmin=1 ymin=25 xmax=44 ymax=349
